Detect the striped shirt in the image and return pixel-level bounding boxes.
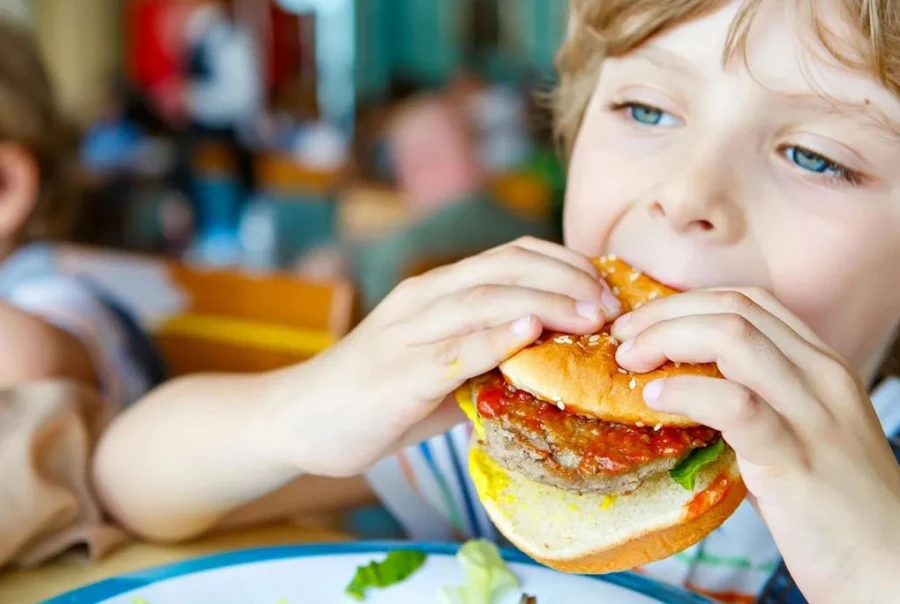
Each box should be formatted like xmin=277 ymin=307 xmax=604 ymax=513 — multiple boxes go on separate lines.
xmin=0 ymin=244 xmax=156 ymax=410
xmin=365 ymin=377 xmax=900 ymax=603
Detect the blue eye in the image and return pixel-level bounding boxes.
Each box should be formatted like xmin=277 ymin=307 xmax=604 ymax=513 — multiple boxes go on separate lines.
xmin=782 ymin=145 xmax=863 ymax=186
xmin=630 ymin=104 xmax=665 ymax=125
xmin=620 ymin=103 xmax=681 ymax=127
xmin=787 ymin=146 xmax=833 ymax=174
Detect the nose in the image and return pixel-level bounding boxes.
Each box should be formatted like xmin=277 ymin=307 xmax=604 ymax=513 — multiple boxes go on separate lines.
xmin=650 ymin=149 xmax=746 ymax=243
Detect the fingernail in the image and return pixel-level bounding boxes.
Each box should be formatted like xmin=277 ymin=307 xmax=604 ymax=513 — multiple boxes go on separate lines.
xmin=601 ymin=289 xmax=622 ymax=315
xmin=576 ymin=301 xmax=602 ymax=321
xmin=612 ymin=312 xmax=631 ymax=332
xmin=618 ymin=338 xmax=634 ymax=355
xmin=643 ymin=381 xmax=664 ymax=406
xmin=511 ymin=316 xmax=533 ymax=335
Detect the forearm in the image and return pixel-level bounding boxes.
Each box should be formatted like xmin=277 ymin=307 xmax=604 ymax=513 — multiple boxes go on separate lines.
xmin=93 ymin=369 xmax=303 ymax=542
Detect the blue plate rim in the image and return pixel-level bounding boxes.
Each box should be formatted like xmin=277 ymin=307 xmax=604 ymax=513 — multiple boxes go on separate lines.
xmin=43 ymin=540 xmax=713 ymax=604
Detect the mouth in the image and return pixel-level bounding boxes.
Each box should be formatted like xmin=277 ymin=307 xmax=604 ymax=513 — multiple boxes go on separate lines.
xmin=606 ymin=252 xmax=693 ymax=293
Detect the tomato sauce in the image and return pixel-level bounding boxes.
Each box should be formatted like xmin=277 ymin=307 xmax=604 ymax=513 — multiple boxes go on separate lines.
xmin=475 ymin=372 xmax=718 ymax=476
xmin=685 ymin=473 xmax=732 ymax=521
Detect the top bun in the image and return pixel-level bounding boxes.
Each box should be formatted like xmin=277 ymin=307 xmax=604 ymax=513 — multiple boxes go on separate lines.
xmin=498 ymin=256 xmax=721 ymax=428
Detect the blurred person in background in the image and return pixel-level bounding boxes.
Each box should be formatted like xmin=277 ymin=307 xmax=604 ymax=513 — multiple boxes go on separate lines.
xmin=0 ymin=19 xmax=163 ymax=569
xmin=173 ymin=0 xmax=262 ymax=239
xmin=298 ymin=93 xmax=555 ymax=311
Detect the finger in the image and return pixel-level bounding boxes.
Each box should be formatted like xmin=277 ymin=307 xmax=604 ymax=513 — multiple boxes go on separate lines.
xmin=616 ymin=313 xmax=823 ymax=423
xmin=500 ymin=236 xmax=601 ymax=279
xmin=409 ymin=284 xmax=606 ymax=344
xmin=611 ymin=290 xmax=822 ymax=367
xmin=703 ymin=287 xmax=827 ymax=348
xmin=415 ymin=315 xmax=543 ymax=400
xmin=391 ymin=244 xmax=620 ymax=316
xmin=643 ymin=376 xmax=805 ymax=470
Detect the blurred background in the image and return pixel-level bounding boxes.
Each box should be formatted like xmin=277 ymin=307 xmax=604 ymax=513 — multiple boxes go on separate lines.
xmin=0 ymin=0 xmax=569 ymax=374
xmin=0 ymin=0 xmax=572 ymax=544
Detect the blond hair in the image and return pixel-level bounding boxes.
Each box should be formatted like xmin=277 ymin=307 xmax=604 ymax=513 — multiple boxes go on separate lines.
xmin=0 ymin=19 xmax=82 ymax=242
xmin=553 ymin=0 xmax=900 ymax=382
xmin=554 ymin=0 xmax=900 ymax=155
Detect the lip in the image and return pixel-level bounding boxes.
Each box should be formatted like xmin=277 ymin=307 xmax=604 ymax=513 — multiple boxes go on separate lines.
xmin=608 ymin=252 xmax=693 ymax=292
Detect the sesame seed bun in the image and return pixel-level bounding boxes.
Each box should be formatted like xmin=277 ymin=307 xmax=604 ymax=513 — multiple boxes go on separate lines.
xmin=468 ymin=433 xmax=746 ymax=574
xmin=498 ymin=256 xmax=721 ymax=428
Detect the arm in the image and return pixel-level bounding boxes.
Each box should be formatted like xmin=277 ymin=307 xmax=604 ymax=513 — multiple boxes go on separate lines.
xmin=93 ymin=366 xmax=373 ymax=543
xmin=95 ymin=238 xmax=612 ymax=545
xmin=0 ymin=301 xmax=95 ymax=387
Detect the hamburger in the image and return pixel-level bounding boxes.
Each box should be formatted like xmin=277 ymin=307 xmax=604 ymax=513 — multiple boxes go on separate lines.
xmin=456 ymin=256 xmax=745 ymax=574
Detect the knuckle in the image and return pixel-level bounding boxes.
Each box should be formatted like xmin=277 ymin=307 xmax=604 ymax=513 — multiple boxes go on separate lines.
xmin=460 ymin=284 xmax=500 ymax=307
xmin=395 ymin=274 xmax=422 ymax=295
xmin=730 ymin=385 xmax=761 ymax=424
xmin=718 ymin=291 xmax=758 ymax=315
xmin=431 ymin=338 xmax=461 ymax=369
xmin=818 ymin=352 xmax=861 ymax=395
xmin=719 ymin=313 xmax=758 ymax=342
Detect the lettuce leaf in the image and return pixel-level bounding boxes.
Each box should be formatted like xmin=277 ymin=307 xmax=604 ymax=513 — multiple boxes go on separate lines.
xmin=439 ymin=539 xmax=520 ymax=604
xmin=670 ymin=439 xmax=725 ymax=490
xmin=345 ymin=549 xmax=428 ymax=600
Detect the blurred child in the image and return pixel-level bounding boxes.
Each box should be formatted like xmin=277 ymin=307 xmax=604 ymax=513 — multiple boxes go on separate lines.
xmin=96 ymin=1 xmax=900 ymax=602
xmin=0 ymin=20 xmax=161 ymax=568
xmin=299 ymin=93 xmax=555 ymax=311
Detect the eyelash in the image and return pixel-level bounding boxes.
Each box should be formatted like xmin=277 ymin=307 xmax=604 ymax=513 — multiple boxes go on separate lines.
xmin=777 ymin=145 xmax=865 ymax=187
xmin=609 ymin=101 xmax=680 ymax=127
xmin=608 ymin=100 xmax=867 ymax=188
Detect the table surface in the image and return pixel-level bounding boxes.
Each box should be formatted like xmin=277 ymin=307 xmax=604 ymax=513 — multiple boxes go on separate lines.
xmin=0 ymin=525 xmax=351 ymax=603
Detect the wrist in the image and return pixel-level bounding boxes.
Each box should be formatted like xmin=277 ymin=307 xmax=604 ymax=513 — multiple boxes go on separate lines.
xmin=256 ymin=360 xmax=324 ymax=474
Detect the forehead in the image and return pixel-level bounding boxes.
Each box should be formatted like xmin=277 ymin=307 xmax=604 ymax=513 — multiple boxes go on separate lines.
xmin=637 ymin=0 xmax=900 ymax=128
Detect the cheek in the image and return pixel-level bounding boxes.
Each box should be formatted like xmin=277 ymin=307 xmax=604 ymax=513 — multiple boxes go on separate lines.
xmin=563 ymin=130 xmax=648 ymax=255
xmin=767 ymin=212 xmax=900 ymax=364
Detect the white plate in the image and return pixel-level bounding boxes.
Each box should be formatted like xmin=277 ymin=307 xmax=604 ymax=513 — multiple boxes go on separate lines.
xmin=45 ymin=542 xmax=713 ymax=604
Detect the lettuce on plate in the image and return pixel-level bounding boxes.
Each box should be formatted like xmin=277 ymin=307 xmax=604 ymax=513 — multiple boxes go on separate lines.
xmin=439 ymin=539 xmax=520 ymax=604
xmin=345 ymin=549 xmax=428 ymax=600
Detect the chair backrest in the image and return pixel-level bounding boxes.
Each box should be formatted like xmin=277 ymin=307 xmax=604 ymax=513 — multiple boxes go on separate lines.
xmin=57 ymin=246 xmax=355 ymax=376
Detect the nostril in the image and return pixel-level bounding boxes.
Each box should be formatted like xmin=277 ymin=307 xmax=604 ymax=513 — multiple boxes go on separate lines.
xmin=649 ymin=202 xmax=665 ymax=217
xmin=696 ymin=220 xmax=714 ymax=231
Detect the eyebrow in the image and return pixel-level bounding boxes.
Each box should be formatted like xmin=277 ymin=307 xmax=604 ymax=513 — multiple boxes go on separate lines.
xmin=630 ymin=48 xmax=701 ymax=78
xmin=776 ymin=92 xmax=900 ymax=138
xmin=631 ymin=47 xmax=900 ymax=138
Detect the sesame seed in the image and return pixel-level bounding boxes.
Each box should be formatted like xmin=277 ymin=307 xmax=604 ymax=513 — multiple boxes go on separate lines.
xmin=630 ymin=271 xmax=642 ymax=282
xmin=589 ymin=335 xmax=600 ymax=343
xmin=612 ymin=286 xmax=620 ymax=295
xmin=654 ymin=423 xmax=663 ymax=431
xmin=554 ymin=335 xmax=573 ymax=344
xmin=648 ymin=291 xmax=660 ymax=300
xmin=629 ymin=378 xmax=637 ymax=390
xmin=557 ymin=401 xmax=566 ymax=411
xmin=635 ymin=422 xmax=645 ymax=428
xmin=608 ymin=254 xmax=618 ymax=261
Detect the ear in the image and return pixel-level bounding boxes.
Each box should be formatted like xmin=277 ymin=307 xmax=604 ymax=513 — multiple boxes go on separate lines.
xmin=0 ymin=144 xmax=38 ymax=240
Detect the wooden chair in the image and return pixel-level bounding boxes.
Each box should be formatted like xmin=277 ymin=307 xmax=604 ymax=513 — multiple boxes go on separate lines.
xmin=56 ymin=246 xmax=355 ymax=376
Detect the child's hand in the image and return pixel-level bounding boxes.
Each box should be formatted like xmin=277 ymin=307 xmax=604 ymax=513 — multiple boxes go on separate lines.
xmin=273 ymin=238 xmax=621 ymax=478
xmin=611 ymin=289 xmax=900 ymax=603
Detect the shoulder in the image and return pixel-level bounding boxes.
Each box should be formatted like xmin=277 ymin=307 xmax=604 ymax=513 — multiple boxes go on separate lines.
xmin=0 ymin=249 xmax=155 ymax=407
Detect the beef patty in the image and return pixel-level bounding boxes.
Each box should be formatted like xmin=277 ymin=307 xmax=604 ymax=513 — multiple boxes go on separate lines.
xmin=474 ymin=372 xmax=719 ymax=496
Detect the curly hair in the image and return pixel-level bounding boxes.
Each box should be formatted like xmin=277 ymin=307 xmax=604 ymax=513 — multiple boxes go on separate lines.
xmin=553 ymin=0 xmax=900 ymax=156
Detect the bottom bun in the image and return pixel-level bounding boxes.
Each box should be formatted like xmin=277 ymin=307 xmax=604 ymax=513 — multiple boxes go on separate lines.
xmin=468 ymin=436 xmax=746 ymax=574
